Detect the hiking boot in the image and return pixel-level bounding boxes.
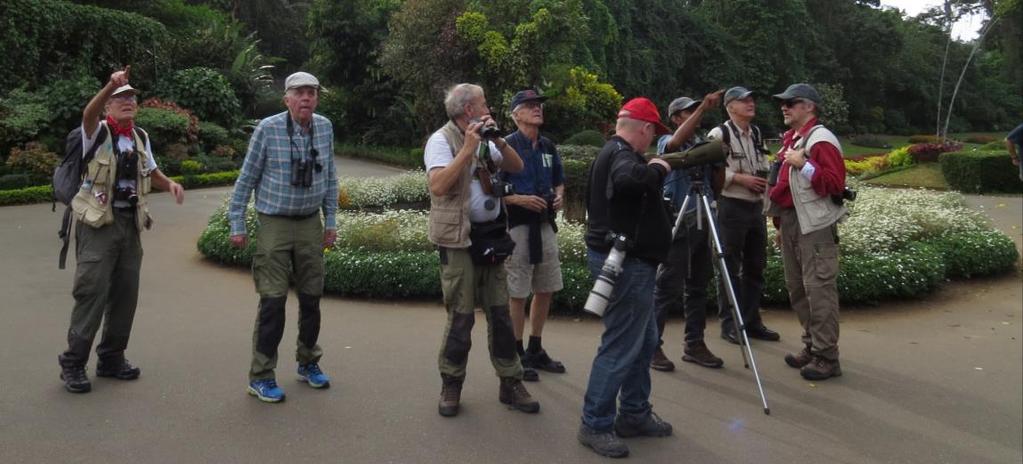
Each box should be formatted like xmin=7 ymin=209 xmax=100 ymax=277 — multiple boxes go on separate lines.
xmin=522 ymin=349 xmax=566 ymax=373
xmin=60 ymin=364 xmax=91 ymax=393
xmin=650 ymin=347 xmax=675 ymax=372
xmin=577 ymin=424 xmax=629 ymax=458
xmin=297 ymin=363 xmax=330 ymax=389
xmin=438 ymin=374 xmax=463 ymax=417
xmin=499 ymin=377 xmax=540 ymax=413
xmin=801 ymin=356 xmax=842 ymax=381
xmin=746 ymin=324 xmax=781 ymax=341
xmin=522 ymin=367 xmax=539 ymax=382
xmin=721 ymin=326 xmax=741 ymax=345
xmin=682 ymin=341 xmax=724 ymax=368
xmin=614 ymin=411 xmax=674 ymax=438
xmin=96 ymin=360 xmax=141 ymax=380
xmin=785 ymin=345 xmax=813 ymax=369
xmin=248 ymin=379 xmax=285 ymax=403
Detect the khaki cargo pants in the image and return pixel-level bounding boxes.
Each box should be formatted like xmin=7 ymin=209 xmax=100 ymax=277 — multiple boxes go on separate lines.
xmin=249 ymin=213 xmax=325 ymax=380
xmin=437 ymin=247 xmax=523 ymax=380
xmin=779 ymin=209 xmax=840 ymax=361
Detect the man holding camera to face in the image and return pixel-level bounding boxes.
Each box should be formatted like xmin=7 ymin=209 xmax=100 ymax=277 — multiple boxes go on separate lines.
xmin=424 ymin=83 xmax=538 ymax=418
xmin=768 ymin=83 xmax=848 ymax=381
xmin=228 ymin=72 xmax=339 ymax=403
xmin=499 ymin=89 xmax=566 ymax=382
xmin=707 ymin=86 xmax=780 ymax=345
xmin=579 ymin=98 xmax=675 ymax=458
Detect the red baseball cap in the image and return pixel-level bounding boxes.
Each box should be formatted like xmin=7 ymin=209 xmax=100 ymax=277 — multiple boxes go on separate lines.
xmin=618 ymin=97 xmax=671 ymax=135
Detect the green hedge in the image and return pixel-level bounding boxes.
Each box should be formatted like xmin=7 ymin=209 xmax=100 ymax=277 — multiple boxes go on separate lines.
xmin=0 ymin=171 xmax=238 ymax=206
xmin=0 ymin=0 xmax=170 ymax=95
xmin=337 ymin=144 xmax=423 ymax=169
xmin=940 ymin=150 xmax=1023 ymax=193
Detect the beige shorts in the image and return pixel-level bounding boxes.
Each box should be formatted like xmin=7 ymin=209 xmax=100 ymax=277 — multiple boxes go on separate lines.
xmin=505 ymin=223 xmax=564 ymax=298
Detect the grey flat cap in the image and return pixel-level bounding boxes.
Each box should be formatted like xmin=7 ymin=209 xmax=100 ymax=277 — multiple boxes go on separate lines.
xmin=285 ymin=72 xmax=320 ymax=91
xmin=723 ymin=86 xmax=754 ymax=105
xmin=773 ymin=83 xmax=821 ymax=104
xmin=668 ymin=97 xmax=701 ymax=116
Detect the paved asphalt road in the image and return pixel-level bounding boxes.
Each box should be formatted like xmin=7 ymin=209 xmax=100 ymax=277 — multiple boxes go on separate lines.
xmin=0 ymin=157 xmax=1019 ymax=463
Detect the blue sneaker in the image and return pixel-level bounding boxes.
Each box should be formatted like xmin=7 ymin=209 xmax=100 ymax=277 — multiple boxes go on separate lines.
xmin=248 ymin=379 xmax=285 ymax=403
xmin=297 ymin=363 xmax=330 ymax=389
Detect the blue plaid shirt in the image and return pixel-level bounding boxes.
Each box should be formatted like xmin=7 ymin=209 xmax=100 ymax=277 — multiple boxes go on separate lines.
xmin=228 ymin=112 xmax=338 ymax=235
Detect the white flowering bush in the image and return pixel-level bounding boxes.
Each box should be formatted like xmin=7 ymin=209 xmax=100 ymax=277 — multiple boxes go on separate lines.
xmin=198 ymin=184 xmax=1018 ymax=310
xmin=337 ymin=170 xmax=428 ymax=210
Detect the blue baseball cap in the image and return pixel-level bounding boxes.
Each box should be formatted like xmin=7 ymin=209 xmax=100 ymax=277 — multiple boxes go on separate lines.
xmin=509 ymin=89 xmax=548 ymax=111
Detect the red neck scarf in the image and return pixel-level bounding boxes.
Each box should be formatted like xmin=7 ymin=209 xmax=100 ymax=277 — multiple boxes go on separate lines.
xmin=106 ymin=115 xmax=134 ymax=138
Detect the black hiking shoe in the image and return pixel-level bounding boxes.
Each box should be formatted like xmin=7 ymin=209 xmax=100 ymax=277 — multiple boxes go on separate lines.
xmin=578 ymin=424 xmax=629 ymax=458
xmin=60 ymin=364 xmax=91 ymax=393
xmin=614 ymin=411 xmax=674 ymax=438
xmin=96 ymin=360 xmax=141 ymax=380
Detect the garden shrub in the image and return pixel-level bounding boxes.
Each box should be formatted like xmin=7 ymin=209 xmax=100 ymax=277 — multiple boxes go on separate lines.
xmin=337 ymin=170 xmax=428 ymax=210
xmin=180 ymin=159 xmax=203 ymax=175
xmin=135 ymin=106 xmax=194 ymax=155
xmin=844 ymin=154 xmax=889 ymax=176
xmin=940 ymin=150 xmax=1023 ymax=194
xmin=0 ymin=173 xmax=37 ymax=190
xmin=908 ymin=142 xmax=962 ymax=163
xmin=141 ymin=98 xmax=200 ymax=143
xmin=557 ymin=144 xmax=600 ymax=161
xmin=0 ymin=0 xmax=170 ymax=95
xmin=908 ymin=134 xmax=942 ymax=144
xmin=0 ymin=185 xmax=52 ymax=206
xmin=163 ymin=67 xmax=241 ymax=127
xmin=336 ymin=143 xmax=423 ymax=169
xmin=848 ymin=134 xmax=891 ymax=149
xmin=0 ymin=90 xmax=49 ymax=156
xmin=963 ymin=134 xmax=997 ymax=144
xmin=198 ymin=121 xmax=231 ymax=150
xmin=979 ymin=140 xmax=1005 ymax=151
xmin=562 ymin=130 xmax=606 ymax=147
xmin=886 ymin=146 xmax=913 ymax=168
xmin=6 ymin=142 xmax=59 ymax=177
xmin=197 ymin=184 xmax=1018 ymax=312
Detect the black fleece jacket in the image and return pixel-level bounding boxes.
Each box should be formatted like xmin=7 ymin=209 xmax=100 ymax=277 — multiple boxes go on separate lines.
xmin=585 ymin=136 xmax=672 ymax=263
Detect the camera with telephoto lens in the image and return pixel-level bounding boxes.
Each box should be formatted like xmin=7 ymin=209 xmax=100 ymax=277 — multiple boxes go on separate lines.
xmin=583 ymin=233 xmax=631 ymax=317
xmin=291 ymin=148 xmax=323 ymax=187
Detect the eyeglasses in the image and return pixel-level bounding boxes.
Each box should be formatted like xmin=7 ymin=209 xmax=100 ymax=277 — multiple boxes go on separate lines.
xmin=781 ymin=99 xmax=804 ymax=108
xmin=521 ymin=101 xmax=543 ymax=110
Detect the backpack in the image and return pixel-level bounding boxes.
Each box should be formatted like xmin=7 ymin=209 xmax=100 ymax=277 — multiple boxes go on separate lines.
xmin=53 ymin=123 xmax=147 ymax=269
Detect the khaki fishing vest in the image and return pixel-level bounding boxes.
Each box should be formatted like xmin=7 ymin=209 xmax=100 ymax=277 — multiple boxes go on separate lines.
xmin=788 ymin=125 xmax=847 ymax=234
xmin=427 ymin=121 xmax=474 ymax=248
xmin=70 ymin=125 xmax=154 ymax=232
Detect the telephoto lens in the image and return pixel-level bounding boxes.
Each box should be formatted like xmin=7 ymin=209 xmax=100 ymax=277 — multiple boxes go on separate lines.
xmin=583 ymin=235 xmax=629 ymax=317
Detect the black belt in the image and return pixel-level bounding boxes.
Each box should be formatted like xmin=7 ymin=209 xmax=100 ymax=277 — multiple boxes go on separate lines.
xmin=261 ymin=211 xmax=318 ymax=220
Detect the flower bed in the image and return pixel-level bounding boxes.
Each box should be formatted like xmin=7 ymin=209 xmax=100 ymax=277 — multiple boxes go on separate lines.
xmin=198 ymin=181 xmax=1018 ymax=312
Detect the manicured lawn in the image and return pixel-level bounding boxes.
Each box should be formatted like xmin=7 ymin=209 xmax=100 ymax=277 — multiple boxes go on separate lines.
xmin=863 ymin=163 xmax=948 ymax=190
xmin=767 ymin=132 xmax=1003 ymax=159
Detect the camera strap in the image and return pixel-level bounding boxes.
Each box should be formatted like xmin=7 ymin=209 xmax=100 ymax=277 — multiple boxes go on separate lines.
xmin=286 ymin=115 xmax=316 ymax=162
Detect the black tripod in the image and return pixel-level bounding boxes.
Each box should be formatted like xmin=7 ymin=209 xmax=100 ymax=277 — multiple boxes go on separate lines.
xmin=670 ymin=174 xmax=771 ymax=415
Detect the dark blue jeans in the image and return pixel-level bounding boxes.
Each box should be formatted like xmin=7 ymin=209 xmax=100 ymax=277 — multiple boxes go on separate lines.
xmin=581 ymin=248 xmax=659 ymax=432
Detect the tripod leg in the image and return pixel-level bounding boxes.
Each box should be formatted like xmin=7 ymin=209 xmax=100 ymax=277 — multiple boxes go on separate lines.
xmin=699 ymin=194 xmax=771 ymax=415
xmin=671 ymin=195 xmax=693 ymax=238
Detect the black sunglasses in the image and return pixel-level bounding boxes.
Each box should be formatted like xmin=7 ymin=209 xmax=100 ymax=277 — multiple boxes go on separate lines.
xmin=782 ymin=99 xmax=805 ymax=108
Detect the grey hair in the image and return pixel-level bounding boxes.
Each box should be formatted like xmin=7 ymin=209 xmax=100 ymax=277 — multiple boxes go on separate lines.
xmin=444 ymin=83 xmax=484 ymax=120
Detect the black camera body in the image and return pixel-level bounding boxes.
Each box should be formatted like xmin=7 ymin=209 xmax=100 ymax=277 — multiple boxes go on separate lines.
xmin=291 ymin=148 xmax=323 ymax=187
xmin=831 ymin=187 xmax=857 ymax=205
xmin=490 ymin=179 xmax=515 ymax=197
